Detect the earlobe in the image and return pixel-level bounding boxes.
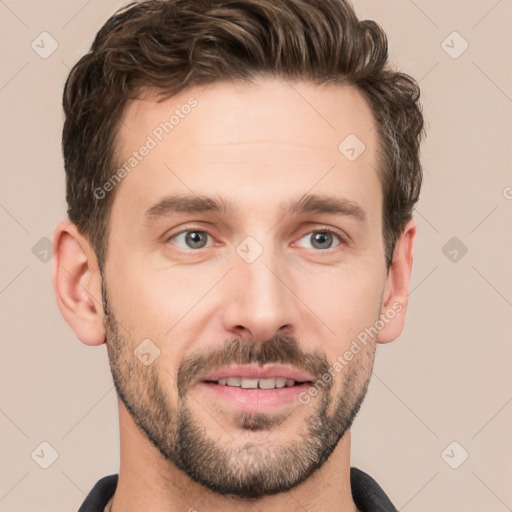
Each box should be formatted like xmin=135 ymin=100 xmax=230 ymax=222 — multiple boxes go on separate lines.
xmin=377 ymin=219 xmax=416 ymax=344
xmin=52 ymin=221 xmax=106 ymax=346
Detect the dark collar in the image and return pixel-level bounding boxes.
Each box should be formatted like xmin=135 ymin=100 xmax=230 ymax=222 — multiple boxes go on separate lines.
xmin=79 ymin=467 xmax=397 ymax=512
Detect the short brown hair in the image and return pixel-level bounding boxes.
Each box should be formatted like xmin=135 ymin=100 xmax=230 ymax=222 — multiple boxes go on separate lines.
xmin=62 ymin=0 xmax=424 ymax=270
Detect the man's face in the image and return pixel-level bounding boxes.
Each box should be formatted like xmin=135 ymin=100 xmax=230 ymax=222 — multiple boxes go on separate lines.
xmin=103 ymin=78 xmax=387 ymax=498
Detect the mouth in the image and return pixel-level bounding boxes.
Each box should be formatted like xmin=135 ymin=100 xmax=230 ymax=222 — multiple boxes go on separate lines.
xmin=204 ymin=376 xmax=310 ymax=389
xmin=197 ymin=365 xmax=315 ymax=411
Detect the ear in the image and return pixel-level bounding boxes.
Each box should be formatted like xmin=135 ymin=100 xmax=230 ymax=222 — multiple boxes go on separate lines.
xmin=52 ymin=221 xmax=106 ymax=346
xmin=377 ymin=219 xmax=416 ymax=344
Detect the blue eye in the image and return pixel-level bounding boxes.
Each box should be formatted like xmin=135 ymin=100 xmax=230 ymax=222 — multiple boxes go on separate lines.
xmin=168 ymin=230 xmax=213 ymax=250
xmin=167 ymin=228 xmax=343 ymax=252
xmin=296 ymin=230 xmax=342 ymax=250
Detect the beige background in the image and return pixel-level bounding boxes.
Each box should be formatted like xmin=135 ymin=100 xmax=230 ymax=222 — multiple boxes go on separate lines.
xmin=1 ymin=1 xmax=511 ymax=511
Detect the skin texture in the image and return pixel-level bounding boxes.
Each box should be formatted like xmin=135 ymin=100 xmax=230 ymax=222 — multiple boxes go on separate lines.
xmin=53 ymin=77 xmax=415 ymax=512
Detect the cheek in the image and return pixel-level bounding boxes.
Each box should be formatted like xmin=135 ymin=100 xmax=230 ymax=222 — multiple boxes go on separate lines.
xmin=106 ymin=253 xmax=196 ymax=333
xmin=296 ymin=264 xmax=385 ymax=348
xmin=105 ymin=256 xmax=212 ymax=381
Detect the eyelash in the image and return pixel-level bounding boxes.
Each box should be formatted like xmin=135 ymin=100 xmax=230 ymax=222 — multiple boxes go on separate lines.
xmin=166 ymin=226 xmax=345 ymax=251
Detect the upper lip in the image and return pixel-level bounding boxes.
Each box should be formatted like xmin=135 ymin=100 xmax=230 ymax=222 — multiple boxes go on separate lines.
xmin=200 ymin=364 xmax=315 ymax=383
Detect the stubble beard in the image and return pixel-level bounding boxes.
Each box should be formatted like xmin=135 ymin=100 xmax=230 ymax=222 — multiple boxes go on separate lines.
xmin=102 ymin=281 xmax=375 ymax=499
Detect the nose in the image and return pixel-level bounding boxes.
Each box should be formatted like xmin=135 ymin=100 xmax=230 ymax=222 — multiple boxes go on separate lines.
xmin=221 ymin=247 xmax=299 ymax=343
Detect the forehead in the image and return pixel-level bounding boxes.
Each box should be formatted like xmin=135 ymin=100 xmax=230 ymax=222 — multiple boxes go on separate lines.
xmin=111 ymin=78 xmax=381 ymax=229
xmin=119 ymin=78 xmax=376 ymax=151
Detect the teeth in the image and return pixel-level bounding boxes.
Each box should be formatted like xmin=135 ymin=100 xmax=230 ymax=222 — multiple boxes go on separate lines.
xmin=215 ymin=377 xmax=297 ymax=389
xmin=240 ymin=378 xmax=259 ymax=389
xmin=275 ymin=377 xmax=287 ymax=388
xmin=258 ymin=378 xmax=276 ymax=389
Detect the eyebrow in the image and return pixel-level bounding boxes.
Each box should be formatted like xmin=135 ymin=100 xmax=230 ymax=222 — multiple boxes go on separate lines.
xmin=142 ymin=193 xmax=366 ymax=225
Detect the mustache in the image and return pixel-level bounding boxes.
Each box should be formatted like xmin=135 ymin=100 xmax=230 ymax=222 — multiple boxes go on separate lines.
xmin=176 ymin=333 xmax=331 ymax=397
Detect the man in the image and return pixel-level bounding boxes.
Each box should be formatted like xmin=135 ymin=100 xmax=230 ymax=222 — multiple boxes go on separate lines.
xmin=53 ymin=0 xmax=424 ymax=510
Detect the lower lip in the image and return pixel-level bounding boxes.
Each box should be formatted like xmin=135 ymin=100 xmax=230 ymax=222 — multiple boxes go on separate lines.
xmin=198 ymin=382 xmax=312 ymax=411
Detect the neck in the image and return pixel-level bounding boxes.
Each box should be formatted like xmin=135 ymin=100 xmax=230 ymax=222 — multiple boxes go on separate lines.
xmin=111 ymin=403 xmax=358 ymax=512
